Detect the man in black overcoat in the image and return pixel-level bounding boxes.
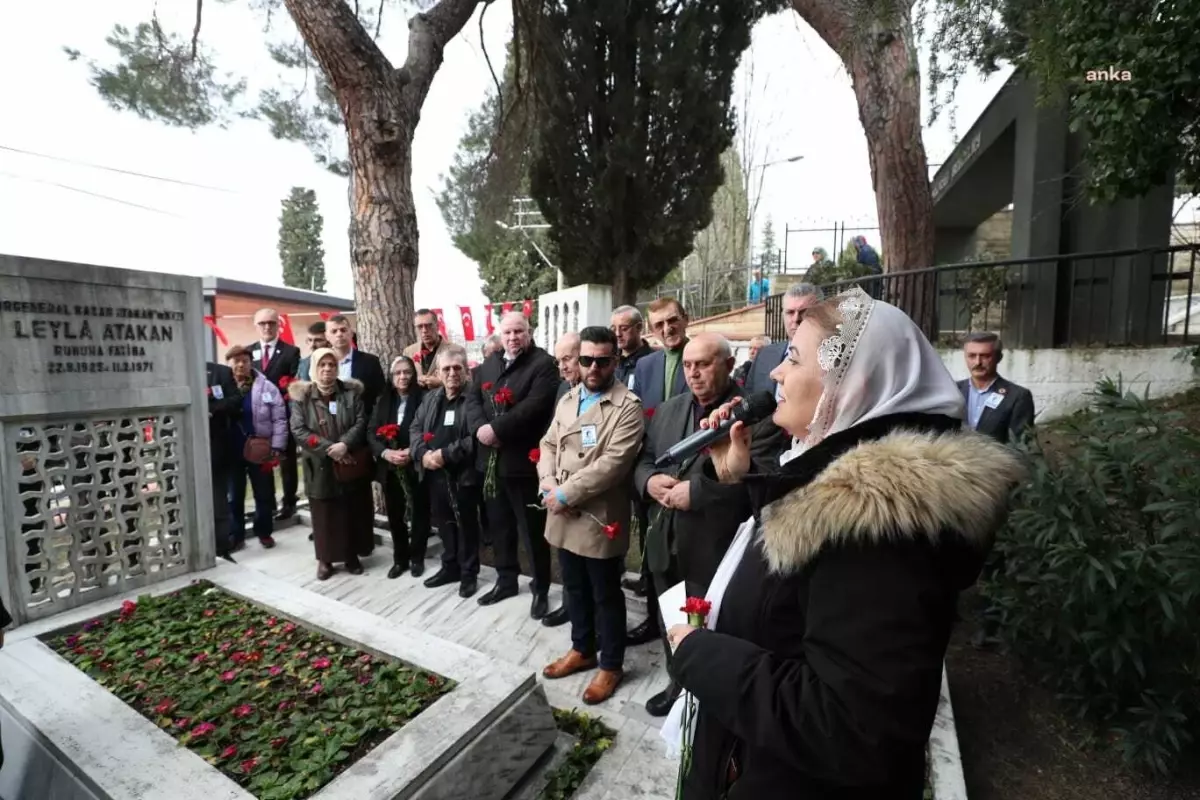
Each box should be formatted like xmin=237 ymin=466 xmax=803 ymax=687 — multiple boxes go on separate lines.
xmin=245 ymin=308 xmax=302 ymax=520
xmin=466 ymin=311 xmax=560 ymax=618
xmin=206 ymin=361 xmax=241 ymax=560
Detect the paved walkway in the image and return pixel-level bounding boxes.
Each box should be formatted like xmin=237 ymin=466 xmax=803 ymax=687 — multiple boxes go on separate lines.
xmin=231 ymin=526 xmax=680 ymax=800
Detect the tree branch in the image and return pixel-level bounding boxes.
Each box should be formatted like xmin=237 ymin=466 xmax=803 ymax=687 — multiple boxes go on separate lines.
xmin=397 ymin=0 xmax=481 ymax=105
xmin=191 ymin=0 xmax=204 ymax=60
xmin=281 ymin=0 xmax=393 ymax=93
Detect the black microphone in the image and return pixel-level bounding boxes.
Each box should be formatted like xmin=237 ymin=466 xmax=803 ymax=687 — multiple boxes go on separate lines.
xmin=653 ymin=391 xmax=777 ymax=468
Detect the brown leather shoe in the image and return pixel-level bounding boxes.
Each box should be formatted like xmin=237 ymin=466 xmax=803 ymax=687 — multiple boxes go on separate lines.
xmin=582 ymin=669 xmax=623 ymax=705
xmin=542 ymin=650 xmax=598 ymax=680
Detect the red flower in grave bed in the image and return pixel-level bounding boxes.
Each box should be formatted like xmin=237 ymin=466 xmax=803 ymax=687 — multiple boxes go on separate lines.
xmin=422 ymin=432 xmax=435 ymax=443
xmin=493 ymin=386 xmax=515 ymax=406
xmin=481 ymin=382 xmax=494 ymax=391
xmin=528 ymin=448 xmax=541 ymax=464
xmin=681 ymin=597 xmax=712 ymax=618
xmin=306 ymin=435 xmax=320 ymax=448
xmin=376 ymin=423 xmax=401 ymax=441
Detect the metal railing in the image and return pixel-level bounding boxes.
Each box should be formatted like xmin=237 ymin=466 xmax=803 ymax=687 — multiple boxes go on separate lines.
xmin=765 ymin=245 xmax=1198 ymax=349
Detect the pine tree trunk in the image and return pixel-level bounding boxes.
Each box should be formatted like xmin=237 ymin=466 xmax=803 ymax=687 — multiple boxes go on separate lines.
xmin=611 ymin=270 xmax=637 ymax=308
xmin=790 ymin=0 xmax=937 ymax=338
xmin=283 ymin=0 xmax=480 ymax=356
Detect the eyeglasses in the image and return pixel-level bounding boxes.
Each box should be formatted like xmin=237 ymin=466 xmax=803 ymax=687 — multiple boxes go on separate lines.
xmin=578 ymin=356 xmax=614 ymax=368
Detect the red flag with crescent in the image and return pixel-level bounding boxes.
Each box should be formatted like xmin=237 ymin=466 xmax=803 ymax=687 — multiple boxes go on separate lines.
xmin=203 ymin=315 xmax=229 ymax=347
xmin=522 ymin=298 xmax=534 ymax=318
xmin=501 ymin=302 xmax=514 ymax=315
xmin=458 ymin=306 xmax=476 ymax=341
xmin=318 ymin=311 xmax=332 ymax=321
xmin=430 ymin=308 xmax=448 ymax=338
xmin=483 ymin=304 xmax=495 ymax=335
xmin=278 ymin=313 xmax=296 ymax=345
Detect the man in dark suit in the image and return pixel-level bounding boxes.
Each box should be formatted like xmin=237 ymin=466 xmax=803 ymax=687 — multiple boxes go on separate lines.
xmin=206 ymin=361 xmax=241 ymax=561
xmin=633 ymin=333 xmax=755 ymax=716
xmin=554 ymin=331 xmax=581 ymax=403
xmin=632 ymin=298 xmax=690 ymax=413
xmin=466 ymin=311 xmax=561 ymax=618
xmin=246 ymin=308 xmax=303 ymax=520
xmin=325 ymin=314 xmax=386 ymax=419
xmin=958 ymin=332 xmax=1035 ymax=444
xmin=611 ymin=305 xmax=654 ymax=389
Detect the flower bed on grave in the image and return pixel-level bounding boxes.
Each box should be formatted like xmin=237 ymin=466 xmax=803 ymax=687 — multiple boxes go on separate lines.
xmin=42 ymin=580 xmax=454 ymax=800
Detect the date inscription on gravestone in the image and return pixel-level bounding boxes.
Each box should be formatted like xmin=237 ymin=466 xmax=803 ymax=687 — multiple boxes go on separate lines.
xmin=0 ymin=276 xmax=189 ymax=394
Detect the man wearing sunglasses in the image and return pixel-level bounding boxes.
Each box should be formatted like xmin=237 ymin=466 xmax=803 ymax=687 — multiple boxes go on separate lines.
xmin=538 ymin=326 xmax=644 ymax=705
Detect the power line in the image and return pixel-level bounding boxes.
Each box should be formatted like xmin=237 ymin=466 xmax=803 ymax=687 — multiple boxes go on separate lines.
xmin=0 ymin=171 xmax=183 ymax=217
xmin=0 ymin=144 xmax=237 ymax=193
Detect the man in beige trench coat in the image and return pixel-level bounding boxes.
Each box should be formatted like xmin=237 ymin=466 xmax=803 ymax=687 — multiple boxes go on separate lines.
xmin=537 ymin=325 xmax=645 ymax=705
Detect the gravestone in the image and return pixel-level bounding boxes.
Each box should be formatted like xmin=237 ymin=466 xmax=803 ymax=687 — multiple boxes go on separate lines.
xmin=0 ymin=255 xmax=214 ymax=626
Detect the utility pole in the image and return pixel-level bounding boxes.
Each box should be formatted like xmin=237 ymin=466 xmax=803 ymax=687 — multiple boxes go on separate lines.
xmin=498 ymin=197 xmax=564 ymax=291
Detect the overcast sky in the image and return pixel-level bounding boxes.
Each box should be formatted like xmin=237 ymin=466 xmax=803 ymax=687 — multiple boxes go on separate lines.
xmin=0 ymin=1 xmax=1014 ymax=329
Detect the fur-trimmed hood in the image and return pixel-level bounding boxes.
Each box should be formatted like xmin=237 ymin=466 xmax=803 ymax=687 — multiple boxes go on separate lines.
xmin=760 ymin=427 xmax=1027 ymax=576
xmin=286 ymin=377 xmax=364 ymax=402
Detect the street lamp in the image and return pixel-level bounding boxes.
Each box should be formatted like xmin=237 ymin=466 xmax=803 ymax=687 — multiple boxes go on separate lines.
xmin=747 ymin=154 xmax=804 ymax=274
xmin=496 ymin=220 xmax=565 ymax=291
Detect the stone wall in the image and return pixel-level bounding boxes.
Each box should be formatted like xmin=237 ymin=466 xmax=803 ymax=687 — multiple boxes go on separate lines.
xmin=0 ymin=256 xmax=215 ymax=626
xmin=938 ymin=344 xmax=1195 ymax=421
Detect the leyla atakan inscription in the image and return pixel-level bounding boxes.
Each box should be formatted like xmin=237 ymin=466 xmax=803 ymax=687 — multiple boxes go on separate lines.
xmin=0 ymin=277 xmax=189 ymax=393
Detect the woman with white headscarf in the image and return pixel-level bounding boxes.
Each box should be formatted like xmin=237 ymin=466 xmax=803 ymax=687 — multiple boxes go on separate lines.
xmin=662 ymin=288 xmax=1027 ymax=799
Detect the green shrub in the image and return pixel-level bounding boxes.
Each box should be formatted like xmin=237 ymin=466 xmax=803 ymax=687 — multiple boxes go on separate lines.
xmin=982 ymin=377 xmax=1200 ymax=775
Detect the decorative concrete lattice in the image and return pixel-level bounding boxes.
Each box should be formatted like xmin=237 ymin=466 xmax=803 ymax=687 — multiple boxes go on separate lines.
xmin=9 ymin=413 xmax=189 ymax=619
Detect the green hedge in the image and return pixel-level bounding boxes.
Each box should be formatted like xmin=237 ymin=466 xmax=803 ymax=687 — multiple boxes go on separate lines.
xmin=982 ymin=378 xmax=1200 ymax=774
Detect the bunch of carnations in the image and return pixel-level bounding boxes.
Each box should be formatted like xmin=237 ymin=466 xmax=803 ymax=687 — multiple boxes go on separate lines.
xmin=480 ymin=382 xmax=513 ymax=499
xmin=375 ymin=423 xmax=412 ymax=512
xmin=674 ymin=596 xmax=712 ymax=799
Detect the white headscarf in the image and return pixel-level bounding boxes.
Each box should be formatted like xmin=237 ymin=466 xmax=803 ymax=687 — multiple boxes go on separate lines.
xmin=782 ymin=288 xmax=964 ymax=463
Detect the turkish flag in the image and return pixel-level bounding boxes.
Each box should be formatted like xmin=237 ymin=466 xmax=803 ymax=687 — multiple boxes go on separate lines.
xmin=203 ymin=315 xmax=229 ymax=347
xmin=278 ymin=313 xmax=296 ymax=345
xmin=483 ymin=304 xmax=495 ymax=335
xmin=458 ymin=306 xmax=476 ymax=341
xmin=431 ymin=308 xmax=448 ymax=338
xmin=501 ymin=302 xmax=514 ymax=314
xmin=318 ymin=312 xmax=332 ymax=321
xmin=522 ymin=299 xmax=533 ymax=318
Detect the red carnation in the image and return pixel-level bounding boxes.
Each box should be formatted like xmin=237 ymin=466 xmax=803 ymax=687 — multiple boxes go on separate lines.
xmin=259 ymin=459 xmax=279 ymax=474
xmin=278 ymin=375 xmax=293 ymax=389
xmin=481 ymin=382 xmax=493 ymax=391
xmin=376 ymin=423 xmax=401 ymax=440
xmin=422 ymin=432 xmax=434 ymax=443
xmin=494 ymin=386 xmax=514 ymax=406
xmin=681 ymin=597 xmax=712 ymax=617
xmin=528 ymin=448 xmax=541 ymax=463
xmin=645 ymin=408 xmax=656 ymax=419
xmin=306 ymin=435 xmax=320 ymax=447
xmin=205 ymin=387 xmax=213 ymax=397
xmin=602 ymin=522 xmax=621 ymax=540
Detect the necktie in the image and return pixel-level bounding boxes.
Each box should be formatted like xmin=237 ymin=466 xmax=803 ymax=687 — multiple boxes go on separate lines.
xmin=262 ymin=345 xmax=270 ymax=370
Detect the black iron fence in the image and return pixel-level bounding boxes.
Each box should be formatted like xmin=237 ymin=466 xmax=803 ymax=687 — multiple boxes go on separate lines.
xmin=765 ymin=245 xmax=1198 ymax=349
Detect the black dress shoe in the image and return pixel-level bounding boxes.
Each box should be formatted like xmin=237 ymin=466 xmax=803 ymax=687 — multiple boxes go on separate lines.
xmin=410 ymin=561 xmax=425 ymax=578
xmin=274 ymin=507 xmax=295 ymax=522
xmin=308 ymin=532 xmax=314 ymax=541
xmin=423 ymin=569 xmax=459 ymax=588
xmin=622 ymin=576 xmax=647 ymax=597
xmin=625 ymin=619 xmax=660 ymax=647
xmin=541 ymin=606 xmax=569 ymax=628
xmin=645 ymin=682 xmax=681 ymax=717
xmin=219 ymin=553 xmax=237 ymax=564
xmin=387 ymin=564 xmax=405 ymax=580
xmin=477 ymin=584 xmax=519 ymax=607
xmin=459 ymin=578 xmax=478 ymax=598
xmin=530 ymin=594 xmax=549 ymax=620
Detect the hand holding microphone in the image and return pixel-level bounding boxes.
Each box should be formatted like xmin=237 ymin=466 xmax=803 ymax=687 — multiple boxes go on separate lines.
xmin=702 ymin=399 xmax=754 ymax=483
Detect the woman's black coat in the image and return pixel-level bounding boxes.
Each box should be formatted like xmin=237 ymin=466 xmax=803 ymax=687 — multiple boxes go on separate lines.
xmin=367 ymin=384 xmax=424 ymax=482
xmin=672 ymin=413 xmax=1027 ymax=800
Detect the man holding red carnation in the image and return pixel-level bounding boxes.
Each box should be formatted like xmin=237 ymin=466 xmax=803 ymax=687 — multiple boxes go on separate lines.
xmin=536 ymin=326 xmax=644 ymax=705
xmin=466 ymin=311 xmax=560 ymax=617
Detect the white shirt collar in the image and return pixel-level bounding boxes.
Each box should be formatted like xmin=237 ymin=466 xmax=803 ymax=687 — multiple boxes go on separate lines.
xmin=259 ymin=339 xmax=278 ymax=349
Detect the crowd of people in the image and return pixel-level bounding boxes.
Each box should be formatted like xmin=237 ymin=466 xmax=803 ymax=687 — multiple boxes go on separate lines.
xmin=204 ymin=284 xmax=1037 ymax=797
